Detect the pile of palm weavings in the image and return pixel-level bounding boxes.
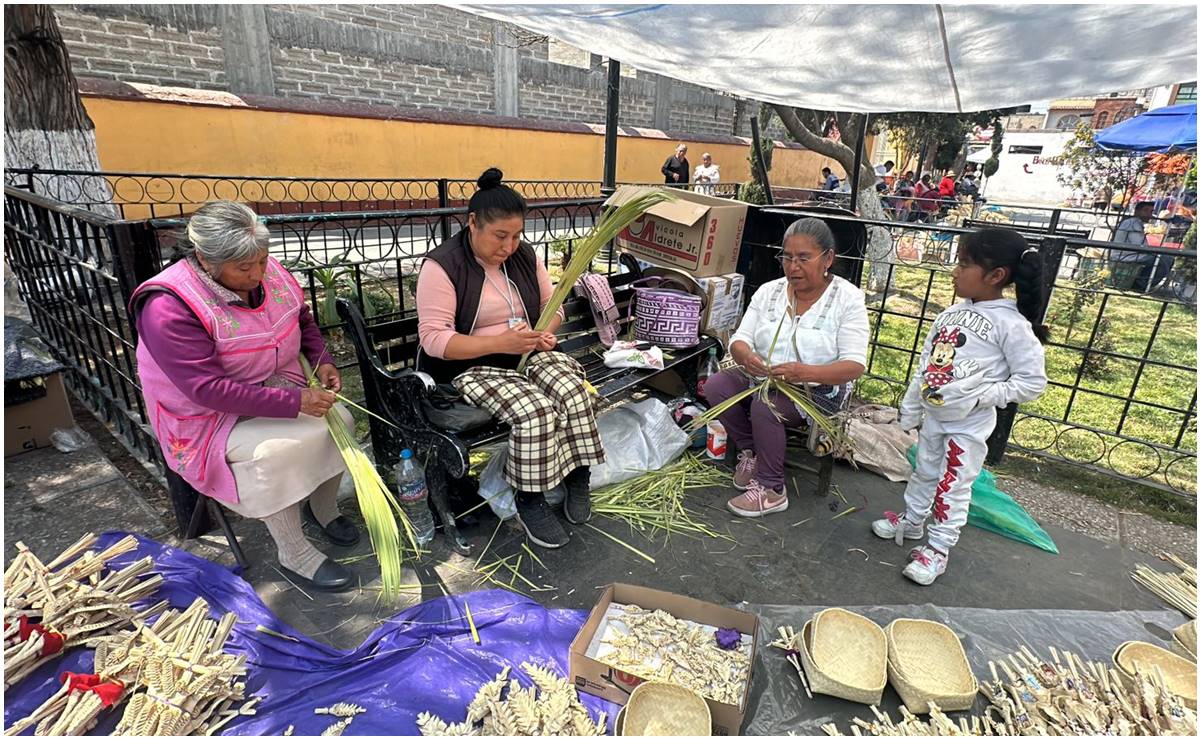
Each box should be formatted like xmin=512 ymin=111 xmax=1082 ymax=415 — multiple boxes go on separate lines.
xmin=822 ymin=644 xmax=1195 ymax=736
xmin=4 ymin=536 xmax=259 ymax=736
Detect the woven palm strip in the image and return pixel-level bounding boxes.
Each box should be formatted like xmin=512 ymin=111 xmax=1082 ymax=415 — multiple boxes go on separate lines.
xmin=3 ymin=534 xmax=165 ymax=690
xmin=111 ymin=597 xmax=259 ymax=736
xmin=799 ymin=608 xmax=887 ymax=705
xmin=417 ymin=662 xmax=606 ymax=736
xmin=821 ymin=644 xmax=1196 ymax=736
xmin=885 ymin=618 xmax=978 ymax=713
xmin=1113 ymin=641 xmax=1197 ymax=709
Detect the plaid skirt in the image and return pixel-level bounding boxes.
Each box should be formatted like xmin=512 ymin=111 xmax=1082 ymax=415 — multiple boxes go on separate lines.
xmin=453 ymin=352 xmax=606 ymax=493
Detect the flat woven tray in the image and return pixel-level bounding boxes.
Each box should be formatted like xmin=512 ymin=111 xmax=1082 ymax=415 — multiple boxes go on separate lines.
xmin=1113 ymin=640 xmax=1197 ymax=709
xmin=885 ymin=618 xmax=978 ymax=713
xmin=798 ymin=608 xmax=887 ymax=705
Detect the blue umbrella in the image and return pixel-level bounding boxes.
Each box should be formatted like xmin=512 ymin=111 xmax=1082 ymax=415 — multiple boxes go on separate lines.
xmin=1095 ymin=103 xmax=1197 ymax=153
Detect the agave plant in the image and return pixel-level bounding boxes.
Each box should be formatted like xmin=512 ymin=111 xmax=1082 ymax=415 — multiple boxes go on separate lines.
xmin=518 ymin=188 xmax=676 ymax=369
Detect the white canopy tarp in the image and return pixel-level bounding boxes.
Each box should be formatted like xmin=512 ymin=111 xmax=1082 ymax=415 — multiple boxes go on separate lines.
xmin=460 ymin=4 xmax=1198 ymax=113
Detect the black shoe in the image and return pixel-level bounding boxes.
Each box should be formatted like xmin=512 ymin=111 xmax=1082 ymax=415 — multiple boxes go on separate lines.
xmin=279 ymin=558 xmax=354 ymax=593
xmin=562 ymin=467 xmax=592 ymax=525
xmin=304 ymin=501 xmax=361 ymax=547
xmin=515 ymin=493 xmax=569 ymax=549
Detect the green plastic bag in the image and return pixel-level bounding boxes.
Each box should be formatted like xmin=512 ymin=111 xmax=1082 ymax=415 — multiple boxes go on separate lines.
xmin=907 ymin=444 xmax=1059 ymax=555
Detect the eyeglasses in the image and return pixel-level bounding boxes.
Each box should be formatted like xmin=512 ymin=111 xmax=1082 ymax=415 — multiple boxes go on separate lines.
xmin=776 ymin=253 xmax=821 ymax=267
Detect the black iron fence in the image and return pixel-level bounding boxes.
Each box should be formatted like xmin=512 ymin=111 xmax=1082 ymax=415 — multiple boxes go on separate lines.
xmin=4 ymin=171 xmax=1195 ymax=497
xmin=3 ymin=168 xmax=739 ymax=221
xmin=3 ymin=187 xmax=161 ymax=466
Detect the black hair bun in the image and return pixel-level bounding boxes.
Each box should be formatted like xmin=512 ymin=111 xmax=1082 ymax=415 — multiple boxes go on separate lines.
xmin=477 ymin=167 xmax=504 ymax=190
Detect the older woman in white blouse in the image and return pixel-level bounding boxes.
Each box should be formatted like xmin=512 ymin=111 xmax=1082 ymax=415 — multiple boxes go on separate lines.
xmin=701 ymin=218 xmax=869 ymax=517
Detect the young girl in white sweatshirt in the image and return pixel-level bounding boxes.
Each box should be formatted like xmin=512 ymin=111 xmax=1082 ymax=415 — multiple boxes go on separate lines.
xmin=872 ymin=227 xmax=1049 ymax=585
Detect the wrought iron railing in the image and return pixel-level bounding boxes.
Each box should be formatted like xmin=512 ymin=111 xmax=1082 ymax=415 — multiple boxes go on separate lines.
xmin=4 ymin=170 xmax=1194 ymax=496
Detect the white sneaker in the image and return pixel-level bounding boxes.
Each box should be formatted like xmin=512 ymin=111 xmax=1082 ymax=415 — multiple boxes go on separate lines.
xmin=871 ymin=511 xmax=924 ymax=545
xmin=903 ymin=546 xmax=948 ymax=586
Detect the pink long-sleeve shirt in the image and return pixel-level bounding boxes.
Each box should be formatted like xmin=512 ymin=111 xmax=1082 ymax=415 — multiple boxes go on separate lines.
xmin=135 ymin=289 xmax=333 ymax=419
xmin=416 ymin=257 xmax=560 ymax=359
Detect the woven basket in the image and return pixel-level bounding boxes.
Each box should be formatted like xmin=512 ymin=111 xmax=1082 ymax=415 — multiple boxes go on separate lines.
xmin=1173 ymin=620 xmax=1197 ymax=661
xmin=884 ymin=619 xmax=978 ymax=713
xmin=798 ymin=608 xmax=887 ymax=705
xmin=631 ymin=277 xmax=704 ymax=349
xmin=620 ymin=682 xmax=711 ymax=736
xmin=1112 ymin=640 xmax=1197 ymax=708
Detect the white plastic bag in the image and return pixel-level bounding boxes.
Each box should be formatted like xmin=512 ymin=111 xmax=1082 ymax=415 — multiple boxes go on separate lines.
xmin=477 ymin=398 xmax=689 ymax=518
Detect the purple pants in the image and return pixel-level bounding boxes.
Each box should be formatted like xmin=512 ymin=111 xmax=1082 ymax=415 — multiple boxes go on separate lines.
xmin=700 ymin=369 xmax=806 ymax=491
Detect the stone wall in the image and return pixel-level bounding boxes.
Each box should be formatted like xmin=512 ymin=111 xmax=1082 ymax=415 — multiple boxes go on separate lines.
xmin=55 ymin=3 xmax=753 ymax=139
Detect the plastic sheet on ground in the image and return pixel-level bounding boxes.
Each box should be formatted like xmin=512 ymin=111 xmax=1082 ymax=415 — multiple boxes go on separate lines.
xmin=908 ymin=444 xmax=1060 ymax=554
xmin=2 ymin=532 xmax=618 ymax=736
xmin=744 ymin=603 xmax=1188 ymax=736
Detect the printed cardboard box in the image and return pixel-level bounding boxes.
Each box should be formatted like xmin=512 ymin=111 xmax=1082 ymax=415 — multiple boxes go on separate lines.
xmin=607 ymin=186 xmax=749 ymax=278
xmin=697 ymin=273 xmax=746 ymax=336
xmin=568 ymin=583 xmax=759 ymax=735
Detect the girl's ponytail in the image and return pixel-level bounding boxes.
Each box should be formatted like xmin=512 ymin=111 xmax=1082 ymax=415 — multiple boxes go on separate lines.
xmin=1013 ymin=248 xmax=1050 ymax=343
xmin=958 ymin=227 xmax=1050 ymax=344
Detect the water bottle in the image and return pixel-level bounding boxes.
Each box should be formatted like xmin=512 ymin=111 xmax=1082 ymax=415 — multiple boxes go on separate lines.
xmin=393 ymin=448 xmax=435 ymax=547
xmin=697 ymin=346 xmax=719 ymax=396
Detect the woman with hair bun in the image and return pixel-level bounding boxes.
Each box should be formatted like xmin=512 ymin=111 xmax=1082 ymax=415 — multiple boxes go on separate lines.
xmin=416 ymin=168 xmax=604 ymax=549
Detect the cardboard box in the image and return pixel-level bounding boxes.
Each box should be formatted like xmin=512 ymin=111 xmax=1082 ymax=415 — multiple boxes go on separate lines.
xmin=569 ymin=583 xmax=759 ymax=735
xmin=608 ymin=186 xmax=749 ymax=278
xmin=5 ymin=372 xmax=74 ymax=457
xmin=697 ymin=273 xmax=746 ymax=336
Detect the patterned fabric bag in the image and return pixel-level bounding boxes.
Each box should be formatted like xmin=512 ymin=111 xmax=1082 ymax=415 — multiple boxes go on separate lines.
xmin=630 ymin=276 xmax=704 ymax=348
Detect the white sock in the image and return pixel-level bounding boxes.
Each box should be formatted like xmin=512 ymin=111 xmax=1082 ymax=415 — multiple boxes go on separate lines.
xmin=262 ymin=504 xmax=327 ymax=578
xmin=307 ymin=474 xmax=344 ymax=527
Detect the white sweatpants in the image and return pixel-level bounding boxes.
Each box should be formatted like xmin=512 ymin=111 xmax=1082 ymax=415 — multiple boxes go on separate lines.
xmin=903 ymin=415 xmax=992 ymax=553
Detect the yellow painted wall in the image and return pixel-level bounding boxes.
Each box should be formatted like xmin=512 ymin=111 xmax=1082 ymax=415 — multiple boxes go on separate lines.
xmin=83 ymin=96 xmax=847 ymax=201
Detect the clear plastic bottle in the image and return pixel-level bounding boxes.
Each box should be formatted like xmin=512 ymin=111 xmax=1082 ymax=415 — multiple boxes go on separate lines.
xmin=393 ymin=448 xmax=435 ymax=546
xmin=697 ymin=345 xmax=720 ymax=396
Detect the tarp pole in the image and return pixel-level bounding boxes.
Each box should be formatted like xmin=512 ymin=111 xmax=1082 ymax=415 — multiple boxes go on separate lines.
xmin=849 ymin=113 xmax=870 ymax=213
xmin=601 ymin=59 xmax=621 ymax=196
xmin=750 ymin=115 xmax=775 ymax=206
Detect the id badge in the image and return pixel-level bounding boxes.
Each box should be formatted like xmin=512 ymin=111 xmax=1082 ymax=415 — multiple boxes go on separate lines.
xmin=507 ymin=317 xmax=525 ymax=329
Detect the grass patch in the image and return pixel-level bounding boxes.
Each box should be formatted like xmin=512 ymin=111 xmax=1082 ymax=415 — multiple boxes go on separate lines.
xmin=993 ymin=450 xmax=1197 ymax=527
xmin=858 ymin=257 xmax=1197 ymax=495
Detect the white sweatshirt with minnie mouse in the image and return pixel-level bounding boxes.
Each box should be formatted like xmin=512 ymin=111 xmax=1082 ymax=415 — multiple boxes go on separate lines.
xmin=899 ymin=297 xmax=1047 ymax=431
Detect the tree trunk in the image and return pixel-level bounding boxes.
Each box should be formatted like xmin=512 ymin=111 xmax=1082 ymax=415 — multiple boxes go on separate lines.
xmin=772 ymin=104 xmax=893 ymax=294
xmin=4 ymin=5 xmax=112 ymax=211
xmin=856 ymin=189 xmax=894 ymax=292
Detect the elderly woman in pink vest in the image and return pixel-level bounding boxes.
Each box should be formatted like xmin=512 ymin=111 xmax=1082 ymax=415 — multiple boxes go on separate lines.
xmin=131 ymin=201 xmax=357 ymax=592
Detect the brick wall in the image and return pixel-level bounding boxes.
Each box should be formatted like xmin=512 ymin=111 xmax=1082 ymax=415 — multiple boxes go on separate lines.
xmin=56 ymin=3 xmax=758 ymax=139
xmin=55 ymin=5 xmax=225 ymax=90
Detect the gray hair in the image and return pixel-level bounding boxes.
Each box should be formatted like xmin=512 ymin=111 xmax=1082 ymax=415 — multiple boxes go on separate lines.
xmin=782 ymin=217 xmax=836 ymax=253
xmin=182 ymin=200 xmax=269 ymax=268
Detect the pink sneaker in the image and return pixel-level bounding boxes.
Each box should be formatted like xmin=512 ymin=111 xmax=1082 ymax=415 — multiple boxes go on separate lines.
xmin=727 ymin=479 xmax=788 ymax=518
xmin=733 ymin=450 xmax=758 ymax=490
xmin=903 ymin=546 xmax=948 ymax=585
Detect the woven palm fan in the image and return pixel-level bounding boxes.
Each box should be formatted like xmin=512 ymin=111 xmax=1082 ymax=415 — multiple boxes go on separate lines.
xmin=885 ymin=619 xmax=978 ymax=713
xmin=620 ymin=682 xmax=711 ymax=736
xmin=799 ymin=608 xmax=887 ymax=705
xmin=1113 ymin=641 xmax=1197 ymax=709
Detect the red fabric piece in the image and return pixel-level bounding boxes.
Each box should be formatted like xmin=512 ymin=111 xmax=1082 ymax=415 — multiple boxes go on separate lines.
xmin=17 ymin=615 xmax=64 ymax=656
xmin=60 ymin=672 xmax=125 ymax=707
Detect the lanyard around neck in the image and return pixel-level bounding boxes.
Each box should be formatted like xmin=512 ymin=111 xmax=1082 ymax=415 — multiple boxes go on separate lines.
xmin=483 ymin=262 xmax=519 ymax=319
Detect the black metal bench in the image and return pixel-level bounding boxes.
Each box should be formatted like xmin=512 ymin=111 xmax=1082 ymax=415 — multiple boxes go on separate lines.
xmin=337 ymin=256 xmax=719 ymax=554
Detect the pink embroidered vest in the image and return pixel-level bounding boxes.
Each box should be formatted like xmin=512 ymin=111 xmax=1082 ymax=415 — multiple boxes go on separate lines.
xmin=131 ymin=257 xmax=306 ymax=504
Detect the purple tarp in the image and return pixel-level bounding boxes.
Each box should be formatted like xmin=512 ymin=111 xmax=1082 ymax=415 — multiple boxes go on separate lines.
xmin=3 ymin=532 xmax=619 ymax=736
